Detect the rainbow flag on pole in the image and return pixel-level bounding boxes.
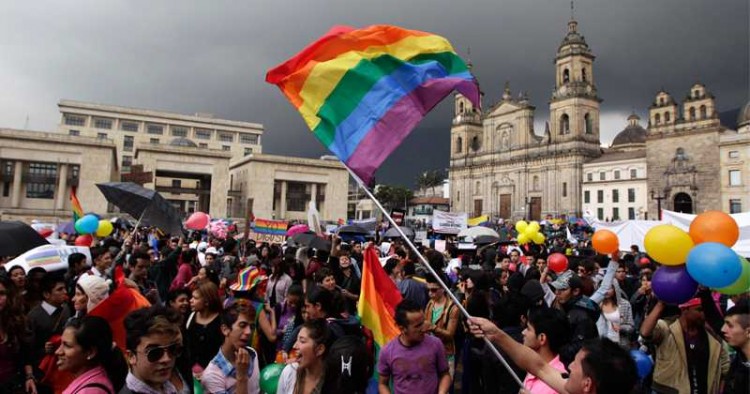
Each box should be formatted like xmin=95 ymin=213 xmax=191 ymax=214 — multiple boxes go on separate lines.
xmin=358 ymin=245 xmax=402 ymax=348
xmin=266 ymin=25 xmax=480 ymax=185
xmin=70 ymin=187 xmax=84 ymax=222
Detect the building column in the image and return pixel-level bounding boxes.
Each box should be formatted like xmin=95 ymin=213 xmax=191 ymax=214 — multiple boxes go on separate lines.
xmin=10 ymin=161 xmax=22 ymax=208
xmin=279 ymin=181 xmax=287 ymax=219
xmin=310 ymin=183 xmax=317 ymax=205
xmin=55 ymin=164 xmax=68 ymax=210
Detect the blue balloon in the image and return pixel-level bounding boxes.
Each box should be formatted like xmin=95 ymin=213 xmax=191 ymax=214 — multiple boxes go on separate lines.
xmin=686 ymin=242 xmax=743 ymax=288
xmin=629 ymin=349 xmax=653 ymax=379
xmin=77 ymin=214 xmax=99 ymax=234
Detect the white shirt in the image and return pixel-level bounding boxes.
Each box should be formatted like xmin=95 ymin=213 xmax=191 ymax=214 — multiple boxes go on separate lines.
xmin=276 ymin=363 xmax=299 ymax=394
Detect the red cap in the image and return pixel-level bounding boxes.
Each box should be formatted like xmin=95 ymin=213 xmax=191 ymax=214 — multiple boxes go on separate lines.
xmin=679 ymin=298 xmax=701 ymax=309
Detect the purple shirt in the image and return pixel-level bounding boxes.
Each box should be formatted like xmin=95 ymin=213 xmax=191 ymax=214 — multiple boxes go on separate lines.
xmin=378 ymin=335 xmax=448 ymax=394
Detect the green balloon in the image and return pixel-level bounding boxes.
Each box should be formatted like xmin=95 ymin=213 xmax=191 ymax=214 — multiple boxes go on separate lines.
xmin=259 ymin=363 xmax=285 ymax=394
xmin=716 ymin=257 xmax=750 ymax=295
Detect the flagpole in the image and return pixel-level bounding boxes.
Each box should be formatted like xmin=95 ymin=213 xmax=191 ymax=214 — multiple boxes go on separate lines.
xmin=344 ymin=166 xmax=524 ymax=387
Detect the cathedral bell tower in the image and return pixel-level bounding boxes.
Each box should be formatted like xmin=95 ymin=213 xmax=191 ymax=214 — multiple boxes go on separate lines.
xmin=451 ymin=55 xmax=483 ymax=158
xmin=549 ymin=17 xmax=601 ymax=144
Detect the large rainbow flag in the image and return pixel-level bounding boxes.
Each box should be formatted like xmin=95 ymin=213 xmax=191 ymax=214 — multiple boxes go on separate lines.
xmin=266 ymin=25 xmax=481 ymax=185
xmin=358 ymin=245 xmax=402 ymax=348
xmin=253 ymin=218 xmax=288 ymax=236
xmin=70 ymin=187 xmax=84 ymax=222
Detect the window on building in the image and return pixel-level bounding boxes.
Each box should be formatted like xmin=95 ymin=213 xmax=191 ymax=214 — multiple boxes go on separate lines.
xmin=171 ymin=126 xmax=188 ymax=137
xmin=689 ymin=107 xmax=696 ymax=120
xmin=730 ymin=199 xmax=742 ymax=214
xmin=456 ymin=137 xmax=462 ymax=153
xmin=560 ymin=114 xmax=570 ymax=134
xmin=563 ymin=69 xmax=570 ymax=83
xmin=630 ymin=169 xmax=637 ymax=179
xmin=244 ymin=147 xmax=252 ymax=156
xmin=664 ymin=112 xmax=671 ymax=123
xmin=562 ymin=182 xmax=567 ymax=197
xmin=199 ymin=143 xmax=208 ymax=149
xmin=584 ymin=113 xmax=593 ymax=134
xmin=222 ymin=145 xmax=231 ymax=151
xmin=4 ymin=162 xmax=12 ymax=176
xmin=614 ymin=170 xmax=620 ymax=180
xmin=240 ymin=133 xmax=258 ymax=144
xmin=471 ymin=136 xmax=480 ymax=151
xmin=457 ymin=191 xmax=460 ymax=202
xmin=26 ymin=163 xmax=56 ymax=199
xmin=64 ymin=114 xmax=86 ymax=126
xmin=124 ymin=136 xmax=134 ymax=152
xmin=628 ymin=207 xmax=636 ymax=220
xmin=584 ymin=190 xmax=590 ymax=203
xmin=612 ymin=207 xmax=620 ymax=221
xmin=597 ymin=208 xmax=604 ymax=220
xmin=69 ymin=129 xmax=80 ymax=136
xmin=286 ymin=182 xmax=309 ymax=212
xmin=655 ymin=113 xmax=661 ymax=125
xmin=730 ymin=170 xmax=741 ymax=186
xmin=475 ymin=181 xmax=481 ymax=194
xmin=597 ymin=190 xmax=603 ymax=203
xmin=71 ymin=165 xmax=79 ymax=179
xmin=628 ymin=188 xmax=635 ymax=203
xmin=147 ymin=124 xmax=164 ymax=135
xmin=599 ymin=172 xmax=605 ymax=181
xmin=587 ymin=173 xmax=593 ymax=182
xmin=582 ymin=68 xmax=587 ymax=82
xmin=150 ymin=138 xmax=159 ymax=144
xmin=195 ymin=129 xmax=212 ymax=140
xmin=93 ymin=118 xmax=112 ymax=129
xmin=2 ymin=182 xmax=8 ymax=197
xmin=122 ymin=156 xmax=132 ymax=172
xmin=219 ymin=133 xmax=234 ymax=143
xmin=612 ymin=189 xmax=619 ymax=203
xmin=700 ymin=105 xmax=707 ymax=119
xmin=729 ymin=151 xmax=740 ymax=159
xmin=97 ymin=133 xmax=107 ymax=139
xmin=121 ymin=120 xmax=139 ymax=132
xmin=172 ymin=179 xmax=181 ymax=188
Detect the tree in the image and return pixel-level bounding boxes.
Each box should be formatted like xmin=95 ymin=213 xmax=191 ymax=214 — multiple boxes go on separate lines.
xmin=416 ymin=169 xmax=446 ymax=196
xmin=374 ymin=184 xmax=413 ymax=211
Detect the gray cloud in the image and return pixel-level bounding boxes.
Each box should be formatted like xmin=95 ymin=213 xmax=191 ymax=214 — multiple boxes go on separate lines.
xmin=0 ymin=0 xmax=747 ymax=187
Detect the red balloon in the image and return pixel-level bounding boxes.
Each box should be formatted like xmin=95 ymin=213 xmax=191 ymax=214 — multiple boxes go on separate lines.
xmin=74 ymin=234 xmax=93 ymax=247
xmin=548 ymin=253 xmax=569 ymax=273
xmin=639 ymin=257 xmax=651 ymax=266
xmin=185 ymin=212 xmax=210 ymax=230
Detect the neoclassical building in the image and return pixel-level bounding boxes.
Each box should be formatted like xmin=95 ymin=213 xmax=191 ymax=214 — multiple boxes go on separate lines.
xmin=450 ymin=18 xmax=602 ymax=220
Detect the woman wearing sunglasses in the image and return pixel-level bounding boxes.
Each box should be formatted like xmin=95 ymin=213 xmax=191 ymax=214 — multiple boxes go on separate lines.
xmin=56 ymin=316 xmax=128 ymax=393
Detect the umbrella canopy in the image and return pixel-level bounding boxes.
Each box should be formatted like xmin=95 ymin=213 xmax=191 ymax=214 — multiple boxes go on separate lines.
xmin=96 ymin=182 xmax=183 ymax=235
xmin=337 ymin=224 xmax=370 ymax=235
xmin=289 ymin=232 xmax=331 ymax=252
xmin=474 ymin=234 xmax=500 ymax=245
xmin=458 ymin=226 xmax=499 ymax=240
xmin=0 ymin=221 xmax=50 ymax=257
xmin=383 ymin=226 xmax=415 ymax=240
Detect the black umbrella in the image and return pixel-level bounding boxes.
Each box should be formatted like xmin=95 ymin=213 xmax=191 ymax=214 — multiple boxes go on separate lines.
xmin=96 ymin=182 xmax=183 ymax=235
xmin=383 ymin=226 xmax=415 ymax=240
xmin=474 ymin=235 xmax=501 ymax=245
xmin=0 ymin=221 xmax=50 ymax=257
xmin=289 ymin=232 xmax=331 ymax=252
xmin=336 ymin=224 xmax=370 ymax=235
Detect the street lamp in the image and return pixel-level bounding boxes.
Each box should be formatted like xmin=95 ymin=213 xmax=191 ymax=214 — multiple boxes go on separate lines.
xmin=650 ymin=190 xmax=668 ymax=220
xmin=524 ymin=196 xmax=532 ymax=221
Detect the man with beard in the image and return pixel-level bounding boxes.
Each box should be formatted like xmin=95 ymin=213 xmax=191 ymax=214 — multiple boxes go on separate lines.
xmin=641 ymin=298 xmax=730 ymax=394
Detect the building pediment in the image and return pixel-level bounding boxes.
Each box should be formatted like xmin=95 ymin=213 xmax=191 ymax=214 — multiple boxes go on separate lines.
xmin=486 ymin=100 xmax=531 ymax=118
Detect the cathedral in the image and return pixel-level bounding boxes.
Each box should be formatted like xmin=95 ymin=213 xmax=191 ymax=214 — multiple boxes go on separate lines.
xmin=449 ymin=18 xmax=602 ymax=220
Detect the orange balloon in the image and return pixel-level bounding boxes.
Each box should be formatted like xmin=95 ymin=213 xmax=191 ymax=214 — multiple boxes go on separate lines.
xmin=689 ymin=211 xmax=739 ymax=247
xmin=592 ymin=229 xmax=619 ymax=254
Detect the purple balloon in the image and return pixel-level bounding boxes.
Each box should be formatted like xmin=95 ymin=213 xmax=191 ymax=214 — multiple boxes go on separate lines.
xmin=652 ymin=266 xmax=699 ymax=305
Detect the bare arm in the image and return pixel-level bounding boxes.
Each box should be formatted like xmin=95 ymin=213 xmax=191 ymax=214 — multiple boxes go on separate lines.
xmin=437 ymin=371 xmax=451 ymax=394
xmin=639 ymin=300 xmax=665 ymax=339
xmin=258 ymin=307 xmax=278 ymax=342
xmin=378 ymin=374 xmax=391 ymax=394
xmin=433 ymin=304 xmax=459 ymax=340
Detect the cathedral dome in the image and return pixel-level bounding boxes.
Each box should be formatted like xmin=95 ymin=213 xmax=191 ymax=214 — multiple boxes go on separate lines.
xmin=611 ymin=114 xmax=647 ymax=147
xmin=169 ymin=137 xmax=198 ymax=148
xmin=738 ymin=101 xmax=750 ymax=127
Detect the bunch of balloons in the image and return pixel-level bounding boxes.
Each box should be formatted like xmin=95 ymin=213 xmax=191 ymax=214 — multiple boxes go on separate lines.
xmin=209 ymin=220 xmax=228 ymax=239
xmin=74 ymin=214 xmax=114 ymax=238
xmin=645 ymin=211 xmax=749 ymax=304
xmin=515 ymin=220 xmax=545 ymax=245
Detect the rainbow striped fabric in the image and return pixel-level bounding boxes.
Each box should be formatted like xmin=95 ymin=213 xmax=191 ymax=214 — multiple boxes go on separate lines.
xmin=358 ymin=245 xmax=402 ymax=348
xmin=70 ymin=187 xmax=84 ymax=222
xmin=266 ymin=25 xmax=480 ymax=185
xmin=252 ymin=218 xmax=288 ymax=236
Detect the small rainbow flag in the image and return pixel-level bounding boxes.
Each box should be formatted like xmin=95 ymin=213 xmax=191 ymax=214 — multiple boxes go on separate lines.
xmin=26 ymin=247 xmax=62 ymax=267
xmin=70 ymin=187 xmax=84 ymax=222
xmin=252 ymin=218 xmax=288 ymax=236
xmin=266 ymin=25 xmax=480 ymax=185
xmin=358 ymin=245 xmax=402 ymax=348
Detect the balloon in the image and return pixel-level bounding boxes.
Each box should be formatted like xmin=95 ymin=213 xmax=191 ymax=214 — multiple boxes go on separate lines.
xmin=644 ymin=225 xmax=694 ymax=266
xmin=639 ymin=257 xmax=651 ymax=266
xmin=528 ymin=221 xmax=541 ymax=233
xmin=548 ymin=253 xmax=568 ymax=273
xmin=629 ymin=350 xmax=654 ymax=380
xmin=259 ymin=363 xmax=285 ymax=394
xmin=716 ymin=257 xmax=750 ymax=295
xmin=95 ymin=220 xmax=114 ymax=237
xmin=75 ymin=215 xmax=99 ymax=234
xmin=74 ymin=234 xmax=94 ymax=247
xmin=517 ymin=233 xmax=530 ymax=245
xmin=185 ymin=212 xmax=210 ymax=230
xmin=515 ymin=220 xmax=528 ymax=233
xmin=591 ymin=229 xmax=619 ymax=254
xmin=524 ymin=225 xmax=538 ymax=237
xmin=686 ymin=243 xmax=743 ymax=288
xmin=689 ymin=210 xmax=739 ymax=247
xmin=533 ymin=232 xmax=546 ymax=245
xmin=651 ymin=266 xmax=698 ymax=305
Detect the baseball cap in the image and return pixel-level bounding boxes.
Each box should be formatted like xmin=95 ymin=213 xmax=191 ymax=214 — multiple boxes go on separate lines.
xmin=549 ymin=271 xmax=583 ymax=291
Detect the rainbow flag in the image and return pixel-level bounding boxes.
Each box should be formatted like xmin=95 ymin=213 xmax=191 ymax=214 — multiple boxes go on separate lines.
xmin=252 ymin=218 xmax=288 ymax=236
xmin=358 ymin=245 xmax=402 ymax=348
xmin=70 ymin=187 xmax=84 ymax=222
xmin=266 ymin=25 xmax=480 ymax=185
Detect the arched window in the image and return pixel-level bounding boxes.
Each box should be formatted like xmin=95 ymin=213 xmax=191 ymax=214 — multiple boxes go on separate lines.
xmin=655 ymin=113 xmax=661 ymax=125
xmin=659 ymin=97 xmax=665 ymax=106
xmin=563 ymin=69 xmax=570 ymax=83
xmin=533 ymin=176 xmax=540 ymax=191
xmin=471 ymin=136 xmax=480 ymax=151
xmin=560 ymin=114 xmax=570 ymax=134
xmin=581 ymin=68 xmax=587 ymax=82
xmin=694 ymin=90 xmax=700 ymax=98
xmin=700 ymin=105 xmax=707 ymax=119
xmin=459 ymin=101 xmax=465 ymax=114
xmin=584 ymin=113 xmax=593 ymax=134
xmin=455 ymin=136 xmax=462 ymax=153
xmin=475 ymin=181 xmax=481 ymax=195
xmin=664 ymin=111 xmax=670 ymax=123
xmin=689 ymin=107 xmax=696 ymax=120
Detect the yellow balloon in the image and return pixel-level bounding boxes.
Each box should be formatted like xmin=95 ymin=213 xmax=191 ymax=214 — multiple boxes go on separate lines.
xmin=524 ymin=226 xmax=538 ymax=237
xmin=517 ymin=233 xmax=530 ymax=245
xmin=644 ymin=224 xmax=694 ymax=266
xmin=533 ymin=232 xmax=545 ymax=245
xmin=515 ymin=220 xmax=528 ymax=233
xmin=528 ymin=221 xmax=541 ymax=233
xmin=95 ymin=220 xmax=114 ymax=237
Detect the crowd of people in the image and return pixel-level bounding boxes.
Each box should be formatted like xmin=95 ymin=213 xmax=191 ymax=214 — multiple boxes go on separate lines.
xmin=0 ymin=222 xmax=748 ymax=394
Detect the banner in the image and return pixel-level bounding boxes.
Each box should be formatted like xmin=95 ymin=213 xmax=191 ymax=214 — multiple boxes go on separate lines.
xmin=391 ymin=208 xmax=406 ymax=226
xmin=432 ymin=210 xmax=468 ymax=234
xmin=252 ymin=218 xmax=287 ymax=236
xmin=247 ymin=230 xmax=286 ymax=244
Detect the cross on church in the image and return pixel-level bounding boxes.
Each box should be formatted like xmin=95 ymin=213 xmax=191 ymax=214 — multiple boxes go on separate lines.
xmin=121 ymin=164 xmax=153 ymax=185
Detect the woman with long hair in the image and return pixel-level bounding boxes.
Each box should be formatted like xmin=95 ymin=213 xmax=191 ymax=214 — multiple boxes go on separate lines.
xmin=170 ymin=249 xmax=199 ymax=292
xmin=0 ymin=275 xmax=35 ymax=394
xmin=597 ymin=279 xmax=635 ymax=348
xmin=277 ymin=318 xmax=332 ymax=394
xmin=55 ymin=316 xmax=128 ymax=393
xmin=266 ymin=257 xmax=292 ymax=308
xmin=186 ymin=282 xmax=224 ymax=374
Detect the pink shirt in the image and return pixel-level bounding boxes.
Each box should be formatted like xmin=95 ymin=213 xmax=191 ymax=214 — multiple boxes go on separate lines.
xmin=62 ymin=366 xmax=114 ymax=394
xmin=523 ymin=355 xmax=566 ymax=394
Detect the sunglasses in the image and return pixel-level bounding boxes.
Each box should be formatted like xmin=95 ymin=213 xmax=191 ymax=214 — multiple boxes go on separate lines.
xmin=140 ymin=343 xmax=183 ymax=363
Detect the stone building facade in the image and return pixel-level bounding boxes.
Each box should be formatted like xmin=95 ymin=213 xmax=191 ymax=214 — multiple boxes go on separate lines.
xmin=449 ymin=19 xmax=601 ymax=220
